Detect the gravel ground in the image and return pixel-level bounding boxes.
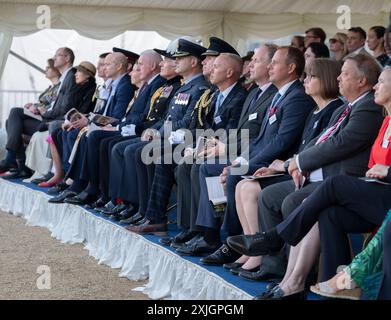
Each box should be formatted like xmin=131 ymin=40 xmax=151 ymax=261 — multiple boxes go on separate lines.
xmin=0 ymin=210 xmax=148 ymax=300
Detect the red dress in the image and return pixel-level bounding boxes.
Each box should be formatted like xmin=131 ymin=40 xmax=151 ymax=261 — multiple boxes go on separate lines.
xmin=368 ymin=116 xmax=391 ymax=168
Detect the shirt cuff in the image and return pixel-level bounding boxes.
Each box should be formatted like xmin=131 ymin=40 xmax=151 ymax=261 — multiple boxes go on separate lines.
xmin=295 ymin=154 xmax=302 ymax=173
xmin=234 ymin=156 xmax=248 ymax=166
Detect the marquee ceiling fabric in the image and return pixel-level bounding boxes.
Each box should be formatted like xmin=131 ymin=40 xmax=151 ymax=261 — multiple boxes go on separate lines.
xmin=1 ymin=0 xmax=390 ymax=42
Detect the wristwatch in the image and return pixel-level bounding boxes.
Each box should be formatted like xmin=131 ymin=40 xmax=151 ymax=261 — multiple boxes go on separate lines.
xmin=283 ymin=159 xmax=290 ymax=173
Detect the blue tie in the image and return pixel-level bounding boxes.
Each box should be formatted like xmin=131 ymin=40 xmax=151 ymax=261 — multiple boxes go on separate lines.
xmin=270 ymin=92 xmax=282 ymax=108
xmin=214 ymin=92 xmax=224 ymax=116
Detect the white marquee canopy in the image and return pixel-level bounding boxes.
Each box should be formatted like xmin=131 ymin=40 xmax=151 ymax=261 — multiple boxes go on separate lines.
xmin=0 ymin=0 xmax=390 ymax=77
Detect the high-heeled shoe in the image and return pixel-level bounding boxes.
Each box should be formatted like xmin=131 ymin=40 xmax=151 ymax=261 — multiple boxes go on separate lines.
xmin=38 ymin=179 xmax=62 ymax=188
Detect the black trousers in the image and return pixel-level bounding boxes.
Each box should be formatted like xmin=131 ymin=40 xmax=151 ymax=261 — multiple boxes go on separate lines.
xmin=99 ymin=135 xmax=130 ymax=202
xmin=135 ymin=146 xmax=155 ymax=216
xmin=5 ymin=107 xmax=41 ymax=156
xmin=175 ymin=161 xmax=202 ymax=230
xmin=275 ymin=175 xmax=391 ymax=281
xmin=378 ymin=220 xmax=391 ymax=299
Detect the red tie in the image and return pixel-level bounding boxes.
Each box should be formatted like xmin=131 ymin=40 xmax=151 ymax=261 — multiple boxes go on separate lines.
xmin=316 ymin=103 xmax=352 ymax=144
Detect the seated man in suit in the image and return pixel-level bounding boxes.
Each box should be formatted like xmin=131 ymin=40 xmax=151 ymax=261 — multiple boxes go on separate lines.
xmin=227 ymin=54 xmax=385 ymax=299
xmin=101 ymin=38 xmax=209 ymax=220
xmin=0 ymin=47 xmax=87 ymax=178
xmin=126 ymin=52 xmax=247 ymax=235
xmin=53 ymin=50 xmax=164 ymax=204
xmin=176 ymin=46 xmax=316 ymax=257
xmin=344 ymin=27 xmax=370 ymax=60
xmin=117 ymin=36 xmax=243 ymax=226
xmin=162 ymin=44 xmax=279 ymax=250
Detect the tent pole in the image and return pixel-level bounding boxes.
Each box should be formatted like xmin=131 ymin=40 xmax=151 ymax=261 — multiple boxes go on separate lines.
xmin=9 ymin=50 xmax=45 ymax=74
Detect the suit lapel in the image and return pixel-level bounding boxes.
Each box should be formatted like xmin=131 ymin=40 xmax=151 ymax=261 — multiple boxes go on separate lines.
xmin=216 ymin=83 xmax=239 ymax=117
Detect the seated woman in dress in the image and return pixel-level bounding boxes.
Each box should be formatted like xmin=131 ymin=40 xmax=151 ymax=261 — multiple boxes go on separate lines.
xmin=250 ymin=66 xmax=391 ymax=300
xmin=38 ymin=61 xmax=97 ymax=187
xmin=230 ymin=59 xmax=343 ymax=276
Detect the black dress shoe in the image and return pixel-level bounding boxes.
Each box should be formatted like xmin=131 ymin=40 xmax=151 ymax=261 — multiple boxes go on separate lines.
xmin=85 ymin=197 xmax=106 ymax=210
xmin=101 ymin=203 xmax=129 ymax=216
xmin=170 ymin=230 xmax=200 ymax=249
xmin=110 ymin=207 xmax=138 ymax=221
xmin=200 ymin=244 xmax=241 ymax=266
xmin=176 ymin=236 xmax=221 ymax=256
xmin=119 ymin=212 xmax=144 ymax=226
xmin=254 ymin=287 xmax=306 ymax=300
xmin=47 ymin=182 xmax=69 ymax=195
xmin=226 ymin=231 xmax=284 ymax=256
xmin=223 ymin=262 xmax=244 ymax=270
xmin=95 ymin=200 xmax=116 ymax=213
xmin=2 ymin=168 xmax=32 ymax=180
xmin=159 ymin=237 xmax=173 ymax=246
xmin=48 ymin=190 xmax=78 ymax=204
xmin=230 ymin=265 xmax=260 ymax=276
xmin=0 ymin=160 xmax=17 ymax=174
xmin=31 ymin=173 xmax=54 ymax=185
xmin=132 ymin=216 xmax=148 ymax=226
xmin=117 ymin=207 xmax=139 ymax=220
xmin=239 ymin=267 xmax=283 ymax=282
xmin=64 ymin=191 xmax=98 ymax=205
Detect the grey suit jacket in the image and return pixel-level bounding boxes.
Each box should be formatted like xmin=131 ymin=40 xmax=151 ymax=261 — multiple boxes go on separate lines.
xmin=237 ymin=84 xmax=278 ymax=137
xmin=224 ymin=84 xmax=277 ymax=157
xmin=298 ymin=91 xmax=384 ymax=178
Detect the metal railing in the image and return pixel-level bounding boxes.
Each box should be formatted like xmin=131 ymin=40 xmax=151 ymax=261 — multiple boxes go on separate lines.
xmin=0 ymin=90 xmax=42 ymax=127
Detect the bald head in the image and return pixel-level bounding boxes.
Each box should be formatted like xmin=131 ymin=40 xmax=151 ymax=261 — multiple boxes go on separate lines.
xmin=136 ymin=50 xmax=162 ymax=81
xmin=104 ymin=52 xmax=128 ymax=80
xmin=210 ymin=53 xmax=242 ymax=89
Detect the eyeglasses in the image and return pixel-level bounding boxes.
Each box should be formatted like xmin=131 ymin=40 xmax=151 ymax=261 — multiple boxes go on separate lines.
xmin=329 ymin=38 xmax=339 ymax=44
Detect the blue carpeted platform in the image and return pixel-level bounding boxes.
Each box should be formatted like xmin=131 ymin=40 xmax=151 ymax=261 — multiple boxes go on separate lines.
xmin=7 ymin=177 xmax=366 ymax=300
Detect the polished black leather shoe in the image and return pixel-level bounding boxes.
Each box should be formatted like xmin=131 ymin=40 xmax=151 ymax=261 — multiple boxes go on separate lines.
xmin=0 ymin=160 xmax=17 ymax=174
xmin=110 ymin=207 xmax=138 ymax=221
xmin=48 ymin=190 xmax=78 ymax=204
xmin=226 ymin=231 xmax=284 ymax=256
xmin=223 ymin=262 xmax=244 ymax=270
xmin=2 ymin=168 xmax=32 ymax=180
xmin=200 ymin=244 xmax=241 ymax=266
xmin=132 ymin=216 xmax=148 ymax=226
xmin=239 ymin=267 xmax=282 ymax=282
xmin=254 ymin=287 xmax=306 ymax=300
xmin=118 ymin=207 xmax=139 ymax=220
xmin=85 ymin=197 xmax=106 ymax=210
xmin=176 ymin=236 xmax=221 ymax=256
xmin=95 ymin=200 xmax=116 ymax=213
xmin=169 ymin=230 xmax=200 ymax=249
xmin=119 ymin=212 xmax=144 ymax=226
xmin=47 ymin=182 xmax=69 ymax=195
xmin=230 ymin=265 xmax=259 ymax=276
xmin=101 ymin=203 xmax=129 ymax=216
xmin=64 ymin=191 xmax=98 ymax=205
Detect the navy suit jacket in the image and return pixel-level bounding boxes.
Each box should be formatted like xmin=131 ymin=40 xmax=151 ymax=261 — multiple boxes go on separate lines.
xmin=119 ymin=75 xmax=166 ymax=128
xmin=248 ymin=79 xmax=316 ymax=167
xmin=206 ymin=82 xmax=248 ymax=131
xmin=99 ymin=74 xmax=134 ymax=120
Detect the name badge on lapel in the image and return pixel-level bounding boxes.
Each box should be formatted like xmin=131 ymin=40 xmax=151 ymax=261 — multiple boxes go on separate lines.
xmin=214 ymin=116 xmax=222 ymax=124
xmin=269 ymin=114 xmax=277 ymax=125
xmin=249 ymin=113 xmax=257 ymax=121
xmin=382 ymin=139 xmax=390 ymax=149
